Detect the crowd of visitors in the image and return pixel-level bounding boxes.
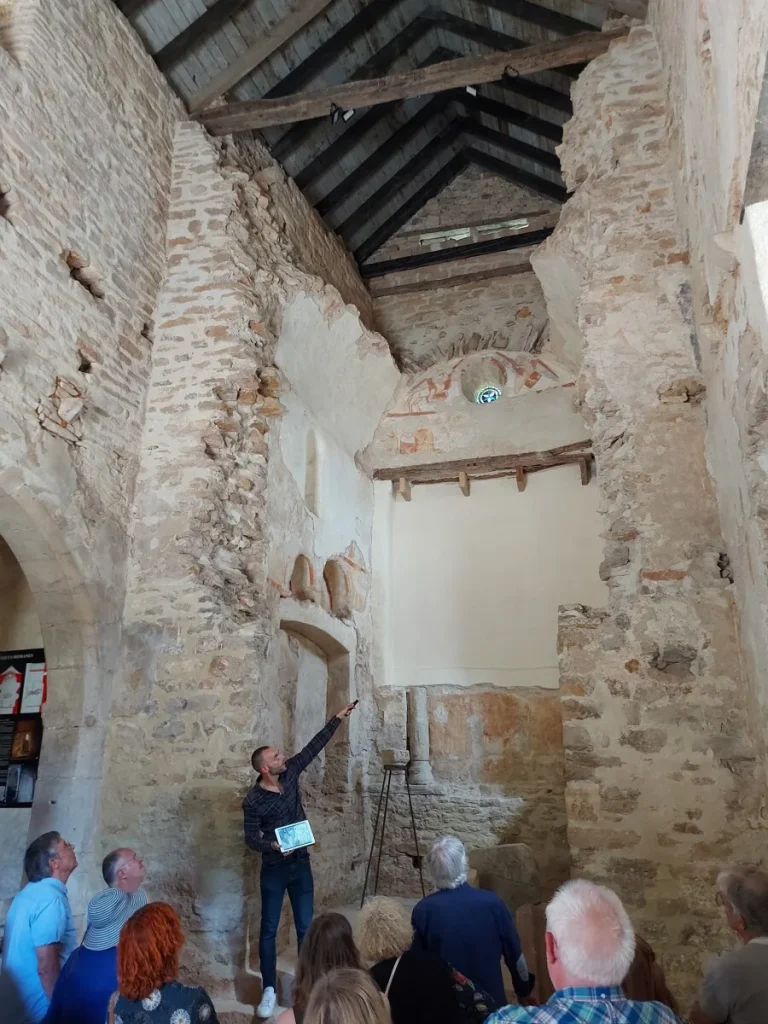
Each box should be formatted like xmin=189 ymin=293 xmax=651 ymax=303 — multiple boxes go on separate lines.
xmin=1 ymin=829 xmax=767 ymax=1024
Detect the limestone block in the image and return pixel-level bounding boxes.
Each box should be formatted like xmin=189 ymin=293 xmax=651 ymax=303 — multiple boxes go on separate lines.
xmin=468 ymin=843 xmax=540 ymax=910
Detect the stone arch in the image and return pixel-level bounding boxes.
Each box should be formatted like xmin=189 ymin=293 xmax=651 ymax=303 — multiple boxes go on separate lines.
xmin=290 ymin=553 xmax=315 ymax=602
xmin=323 ymin=558 xmax=352 ymax=619
xmin=0 ymin=467 xmax=100 ymax=916
xmin=279 ymin=598 xmax=358 ymax=790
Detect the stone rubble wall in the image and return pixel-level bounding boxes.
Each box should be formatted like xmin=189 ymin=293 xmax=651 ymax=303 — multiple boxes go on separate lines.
xmin=99 ymin=120 xmax=397 ymax=1018
xmin=532 ymin=26 xmax=768 ymax=1003
xmin=0 ymin=0 xmax=178 ymax=920
xmin=649 ymin=0 xmax=768 ymax=756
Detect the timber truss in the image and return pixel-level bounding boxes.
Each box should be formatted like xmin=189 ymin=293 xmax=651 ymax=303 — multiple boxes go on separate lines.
xmin=113 ymin=0 xmax=644 ymax=266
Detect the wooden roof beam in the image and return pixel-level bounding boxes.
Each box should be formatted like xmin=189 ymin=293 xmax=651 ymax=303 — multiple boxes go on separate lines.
xmin=458 ymin=89 xmax=563 ymax=142
xmin=457 ymin=116 xmax=561 ymax=171
xmin=315 ymin=93 xmax=452 ymax=216
xmin=372 ymin=442 xmax=594 ymax=484
xmin=475 ymin=0 xmax=594 ymax=35
xmin=154 ymin=0 xmax=252 ymax=74
xmin=189 ymin=0 xmax=337 ymax=115
xmin=466 ymin=147 xmax=567 ymax=201
xmin=337 ymin=120 xmax=463 ymax=243
xmin=198 ymin=27 xmax=628 ymax=134
xmin=354 ymin=152 xmax=470 ymax=264
xmin=361 ymin=224 xmax=554 ymax=277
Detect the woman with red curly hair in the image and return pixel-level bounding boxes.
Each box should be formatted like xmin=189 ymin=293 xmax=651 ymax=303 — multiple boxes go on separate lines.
xmin=107 ymin=902 xmax=219 ymax=1023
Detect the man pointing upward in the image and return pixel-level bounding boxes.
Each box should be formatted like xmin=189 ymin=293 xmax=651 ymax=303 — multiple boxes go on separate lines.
xmin=244 ymin=702 xmax=357 ymax=1018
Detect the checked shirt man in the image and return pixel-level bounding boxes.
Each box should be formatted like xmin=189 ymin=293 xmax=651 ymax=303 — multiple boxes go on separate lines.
xmin=486 ymin=879 xmax=681 ymax=1024
xmin=244 ymin=702 xmax=356 ymax=1018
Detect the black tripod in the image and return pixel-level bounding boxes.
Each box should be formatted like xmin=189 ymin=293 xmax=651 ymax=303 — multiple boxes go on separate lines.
xmin=360 ymin=762 xmax=425 ymax=906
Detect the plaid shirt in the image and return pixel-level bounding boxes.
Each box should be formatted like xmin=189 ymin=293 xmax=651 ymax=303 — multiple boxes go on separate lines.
xmin=486 ymin=987 xmax=682 ymax=1024
xmin=243 ymin=717 xmax=340 ymax=867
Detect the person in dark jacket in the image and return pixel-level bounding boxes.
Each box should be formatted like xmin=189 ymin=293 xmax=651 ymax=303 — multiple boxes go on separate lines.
xmin=411 ymin=836 xmax=535 ymax=1008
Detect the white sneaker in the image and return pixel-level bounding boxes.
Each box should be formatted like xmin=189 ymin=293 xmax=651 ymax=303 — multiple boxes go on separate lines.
xmin=257 ymin=986 xmax=277 ymax=1018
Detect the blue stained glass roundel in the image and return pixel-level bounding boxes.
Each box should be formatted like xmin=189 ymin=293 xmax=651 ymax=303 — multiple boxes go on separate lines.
xmin=476 ymin=385 xmax=502 ymax=404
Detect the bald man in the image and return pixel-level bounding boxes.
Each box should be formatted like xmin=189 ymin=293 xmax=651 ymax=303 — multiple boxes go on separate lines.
xmin=101 ymin=848 xmax=146 ymax=894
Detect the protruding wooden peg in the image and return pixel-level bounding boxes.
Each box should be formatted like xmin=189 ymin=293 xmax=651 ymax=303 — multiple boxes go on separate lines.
xmin=392 ymin=476 xmax=411 ymax=501
xmin=458 ymin=471 xmax=470 ymax=496
xmin=579 ymin=457 xmax=591 ymax=485
xmin=516 ymin=466 xmax=527 ymax=492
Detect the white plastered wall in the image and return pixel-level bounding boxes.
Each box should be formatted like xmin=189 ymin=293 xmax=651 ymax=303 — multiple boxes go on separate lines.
xmin=373 ymin=468 xmax=606 ymax=690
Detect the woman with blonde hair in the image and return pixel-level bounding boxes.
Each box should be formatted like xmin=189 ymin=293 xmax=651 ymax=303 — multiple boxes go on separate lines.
xmin=276 ymin=912 xmax=361 ymax=1024
xmin=304 ymin=967 xmax=391 ymax=1024
xmin=358 ymin=896 xmax=487 ymax=1024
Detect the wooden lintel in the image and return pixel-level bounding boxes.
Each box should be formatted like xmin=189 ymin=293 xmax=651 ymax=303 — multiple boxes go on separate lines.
xmin=198 ymin=27 xmax=628 ymax=133
xmin=579 ymin=456 xmax=592 ymax=485
xmin=458 ymin=471 xmax=470 ymax=497
xmin=516 ymin=466 xmax=527 ymax=492
xmin=374 ymin=442 xmax=593 ymax=485
xmin=393 ymin=477 xmax=412 ymax=502
xmin=368 ymin=261 xmax=534 ymax=298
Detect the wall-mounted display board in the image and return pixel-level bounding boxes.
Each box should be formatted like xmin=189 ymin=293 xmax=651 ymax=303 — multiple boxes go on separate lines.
xmin=0 ymin=649 xmax=46 ymax=808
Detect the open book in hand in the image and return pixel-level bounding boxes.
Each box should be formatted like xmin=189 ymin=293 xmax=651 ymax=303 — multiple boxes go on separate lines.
xmin=275 ymin=819 xmax=315 ymax=853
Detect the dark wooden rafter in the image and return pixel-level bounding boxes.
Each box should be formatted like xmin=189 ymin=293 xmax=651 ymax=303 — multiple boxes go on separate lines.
xmin=265 ymin=0 xmax=401 ymax=99
xmin=114 ymin=0 xmax=149 ymax=17
xmin=478 ymin=0 xmax=594 ymax=35
xmin=361 ymin=224 xmax=554 ymax=277
xmin=467 ymin=146 xmax=567 ymax=200
xmin=284 ymin=30 xmax=443 ymax=175
xmin=316 ymin=93 xmax=451 ymax=215
xmin=459 ymin=89 xmax=563 ymax=142
xmin=337 ymin=119 xmax=463 ymax=241
xmin=199 ymin=28 xmax=628 ymax=133
xmin=369 ymin=260 xmax=535 ymax=296
xmin=458 ymin=116 xmax=560 ymax=171
xmin=354 ymin=152 xmax=470 ymax=264
xmin=431 ymin=10 xmax=583 ymax=80
xmin=495 ymin=72 xmax=572 ymax=114
xmin=272 ymin=31 xmax=446 ymax=164
xmin=154 ymin=0 xmax=252 ymax=73
xmin=373 ymin=442 xmax=594 ymax=487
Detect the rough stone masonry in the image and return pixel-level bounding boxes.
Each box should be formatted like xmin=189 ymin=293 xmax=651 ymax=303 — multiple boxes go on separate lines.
xmin=533 ymin=26 xmax=768 ymax=1002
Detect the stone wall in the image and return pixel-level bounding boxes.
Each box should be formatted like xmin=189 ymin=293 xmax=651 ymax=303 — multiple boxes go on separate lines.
xmin=532 ymin=26 xmax=768 ymax=1003
xmin=370 ymin=686 xmax=570 ymax=900
xmin=0 ymin=0 xmax=177 ymax=920
xmin=648 ymin=0 xmax=768 ymax=755
xmin=98 ymin=121 xmax=397 ymax=1019
xmin=368 ymin=168 xmax=560 ymax=372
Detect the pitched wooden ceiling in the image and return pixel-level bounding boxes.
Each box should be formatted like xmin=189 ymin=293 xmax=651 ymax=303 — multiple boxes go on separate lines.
xmin=114 ymin=0 xmax=643 ymax=268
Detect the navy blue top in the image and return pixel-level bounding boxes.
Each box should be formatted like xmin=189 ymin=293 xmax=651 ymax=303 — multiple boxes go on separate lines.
xmin=411 ymin=883 xmax=534 ymax=1008
xmin=43 ymin=945 xmax=116 ymax=1024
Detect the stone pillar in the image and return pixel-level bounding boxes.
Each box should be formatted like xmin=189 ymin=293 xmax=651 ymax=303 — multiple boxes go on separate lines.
xmin=407 ymin=686 xmax=433 ymax=785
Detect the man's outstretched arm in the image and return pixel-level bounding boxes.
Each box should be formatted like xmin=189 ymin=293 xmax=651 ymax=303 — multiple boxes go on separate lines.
xmin=289 ymin=703 xmax=356 ymax=774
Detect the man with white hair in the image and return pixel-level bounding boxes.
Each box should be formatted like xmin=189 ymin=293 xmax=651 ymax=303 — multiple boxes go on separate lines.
xmin=690 ymin=864 xmax=768 ymax=1024
xmin=412 ymin=836 xmax=535 ymax=1007
xmin=485 ymin=878 xmax=680 ymax=1023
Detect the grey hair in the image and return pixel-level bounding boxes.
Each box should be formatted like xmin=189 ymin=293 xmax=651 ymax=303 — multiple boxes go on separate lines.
xmin=428 ymin=836 xmax=468 ymax=890
xmin=24 ymin=831 xmax=62 ymax=883
xmin=717 ymin=865 xmax=768 ymax=935
xmin=102 ymin=849 xmax=123 ymax=886
xmin=546 ymin=879 xmax=635 ymax=986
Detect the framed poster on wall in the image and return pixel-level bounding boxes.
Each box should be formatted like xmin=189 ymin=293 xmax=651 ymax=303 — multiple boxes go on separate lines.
xmin=0 ymin=649 xmax=46 ymax=808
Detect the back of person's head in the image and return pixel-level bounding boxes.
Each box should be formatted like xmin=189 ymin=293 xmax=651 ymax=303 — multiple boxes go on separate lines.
xmin=427 ymin=836 xmax=468 ymax=891
xmin=117 ymin=902 xmax=184 ymax=1001
xmin=357 ymin=897 xmax=413 ymax=963
xmin=24 ymin=831 xmax=61 ymax=882
xmin=546 ymin=879 xmax=635 ymax=987
xmin=622 ymin=935 xmax=679 ymax=1013
xmin=294 ymin=913 xmax=362 ymax=1013
xmin=717 ymin=864 xmax=768 ymax=936
xmin=305 ymin=967 xmax=392 ymax=1024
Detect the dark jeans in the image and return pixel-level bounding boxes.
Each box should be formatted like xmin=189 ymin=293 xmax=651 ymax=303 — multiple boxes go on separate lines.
xmin=259 ymin=856 xmax=314 ymax=990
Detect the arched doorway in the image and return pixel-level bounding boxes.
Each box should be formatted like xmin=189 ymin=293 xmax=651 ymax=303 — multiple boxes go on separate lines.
xmin=0 ymin=471 xmax=100 ymax=923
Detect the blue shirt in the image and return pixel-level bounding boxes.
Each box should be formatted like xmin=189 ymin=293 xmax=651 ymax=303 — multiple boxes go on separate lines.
xmin=411 ymin=883 xmax=534 ymax=1007
xmin=486 ymin=986 xmax=682 ymax=1023
xmin=43 ymin=946 xmax=117 ymax=1024
xmin=0 ymin=878 xmax=77 ymax=1024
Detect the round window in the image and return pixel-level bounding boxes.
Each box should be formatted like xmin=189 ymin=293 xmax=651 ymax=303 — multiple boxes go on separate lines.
xmin=476 ymin=385 xmax=502 ymax=404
